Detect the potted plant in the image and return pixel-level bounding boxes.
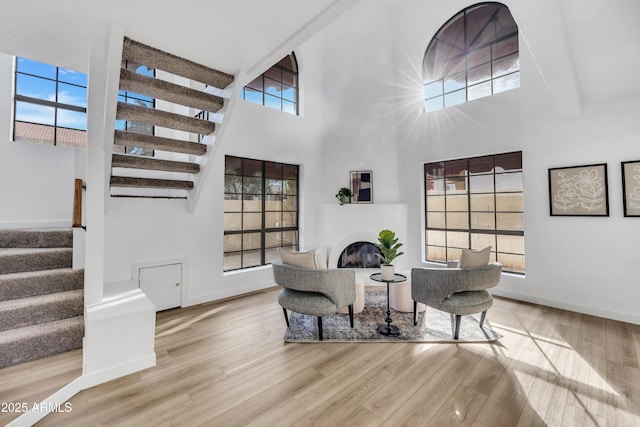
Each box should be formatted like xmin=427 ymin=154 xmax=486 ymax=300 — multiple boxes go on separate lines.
xmin=375 ymin=229 xmax=404 ymax=280
xmin=335 ymin=187 xmax=353 ymax=205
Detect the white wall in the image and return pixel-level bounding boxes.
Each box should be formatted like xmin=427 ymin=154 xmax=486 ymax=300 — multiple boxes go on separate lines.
xmin=310 ymin=0 xmax=640 ymax=324
xmin=0 ymin=53 xmax=76 ymax=229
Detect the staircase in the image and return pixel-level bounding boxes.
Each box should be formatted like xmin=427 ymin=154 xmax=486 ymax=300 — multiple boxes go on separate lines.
xmin=0 ymin=228 xmax=84 ymax=369
xmin=110 ymin=37 xmax=235 ymax=198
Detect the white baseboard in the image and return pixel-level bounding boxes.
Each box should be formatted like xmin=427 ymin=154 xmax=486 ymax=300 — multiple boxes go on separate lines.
xmin=492 ymin=289 xmax=640 ymax=326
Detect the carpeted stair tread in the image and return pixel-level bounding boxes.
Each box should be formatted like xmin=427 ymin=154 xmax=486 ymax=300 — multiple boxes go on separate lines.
xmin=0 ymin=228 xmax=72 ymax=248
xmin=0 ymin=289 xmax=84 ymax=332
xmin=119 ymin=68 xmax=224 ymax=112
xmin=110 ymin=176 xmax=194 ymax=190
xmin=0 ymin=248 xmax=72 ymax=274
xmin=0 ymin=316 xmax=84 ymax=369
xmin=113 ymin=130 xmax=207 ymax=155
xmin=122 ymin=37 xmax=234 ymax=89
xmin=116 ymin=102 xmax=216 ymax=135
xmin=111 ymin=153 xmax=200 ymax=174
xmin=0 ymin=268 xmax=83 ymax=302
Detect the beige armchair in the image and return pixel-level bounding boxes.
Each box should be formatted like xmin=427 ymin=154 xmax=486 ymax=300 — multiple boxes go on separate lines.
xmin=411 ymin=262 xmax=502 ymax=339
xmin=272 ymin=261 xmax=356 ymax=341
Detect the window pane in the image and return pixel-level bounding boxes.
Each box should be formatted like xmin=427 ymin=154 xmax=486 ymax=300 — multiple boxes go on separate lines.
xmin=446 ymin=194 xmax=468 ymax=211
xmin=282 ymin=195 xmax=297 ymax=211
xmin=225 ymin=157 xmax=242 ymax=175
xmin=224 ymin=213 xmax=242 ymax=231
xmin=471 ymin=212 xmax=495 ymax=230
xmin=425 ymin=97 xmax=443 ymax=112
xmin=14 ymin=121 xmax=54 ymax=143
xmin=496 ymin=172 xmax=522 ymax=192
xmin=282 ymin=231 xmax=298 ymax=246
xmin=242 ymin=198 xmax=262 ymax=212
xmin=282 ymin=70 xmax=296 ymax=87
xmin=493 ymin=53 xmax=519 ymax=78
xmin=426 ymin=211 xmax=446 ymax=228
xmin=426 ymin=195 xmax=445 ymax=211
xmin=243 ymin=177 xmax=262 ymax=194
xmin=264 ymin=77 xmax=282 ymax=96
xmin=265 ymin=197 xmax=282 ymax=212
xmin=264 ymin=161 xmax=282 ymax=179
xmin=426 ymin=245 xmax=447 ymax=263
xmin=224 ymin=194 xmax=242 ymax=212
xmin=470 ymin=174 xmax=494 ymax=193
xmin=243 ymin=233 xmax=261 ymax=251
xmin=498 ymin=253 xmax=525 ymax=273
xmin=471 ymin=233 xmax=495 ymax=250
xmin=496 ymin=193 xmax=523 ymax=211
xmin=444 ymin=89 xmax=466 ymax=107
xmin=265 ymin=248 xmax=281 ymax=265
xmin=265 ymin=232 xmax=281 ymax=248
xmin=224 ymin=234 xmax=242 ymax=252
xmin=495 ymin=152 xmax=522 ymax=172
xmin=16 ymin=74 xmax=56 ymax=100
xmin=57 ymin=109 xmax=86 ymax=130
xmin=446 ymin=212 xmax=468 ymax=230
xmin=447 ymin=247 xmax=463 ymax=262
xmin=497 ymin=235 xmax=525 ymax=254
xmin=468 ymin=81 xmax=492 ymax=101
xmin=224 ymin=253 xmax=242 ymax=271
xmin=283 ymin=179 xmax=297 ymax=195
xmin=426 ymin=178 xmax=445 ymax=195
xmin=466 ymin=46 xmax=490 ymax=68
xmin=283 ymin=165 xmax=297 ymax=180
xmin=55 ymin=127 xmax=86 ymax=147
xmin=225 ymin=176 xmax=243 ymax=194
xmin=424 ymin=81 xmax=443 ymax=99
xmin=265 ymin=67 xmax=281 ymax=81
xmin=242 ymin=213 xmax=262 ymax=230
xmin=444 ymin=71 xmax=465 ymax=93
xmin=17 ymin=58 xmax=56 ymax=78
xmin=468 ymin=63 xmax=491 ymax=86
xmin=58 ymin=83 xmax=87 ymax=108
xmin=15 ymin=101 xmax=55 ymax=126
xmin=243 ymin=87 xmax=263 ymax=104
xmin=426 ymin=229 xmax=446 ymax=246
xmin=282 ymin=84 xmax=296 ymax=102
xmin=265 ymin=211 xmax=281 ymax=228
xmin=264 ymin=94 xmax=281 ymax=110
xmin=497 ymin=213 xmax=524 ymax=231
xmin=266 ymin=178 xmax=283 ymax=195
xmin=470 ymin=194 xmax=495 ymax=212
xmin=242 ymin=250 xmax=261 ymax=269
xmin=493 ymin=72 xmax=520 ymax=94
xmin=282 ymin=211 xmax=297 ymax=228
xmin=246 ymin=77 xmax=263 ymax=91
xmin=493 ymin=35 xmax=518 ymax=59
xmin=282 ymin=101 xmax=296 ymax=115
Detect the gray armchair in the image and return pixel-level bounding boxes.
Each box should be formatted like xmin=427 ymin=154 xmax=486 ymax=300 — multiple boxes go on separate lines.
xmin=272 ymin=261 xmax=356 ymax=341
xmin=411 ymin=262 xmax=502 ymax=339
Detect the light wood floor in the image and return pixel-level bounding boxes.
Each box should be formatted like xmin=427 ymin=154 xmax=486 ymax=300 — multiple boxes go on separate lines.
xmin=1 ymin=288 xmax=639 ymax=426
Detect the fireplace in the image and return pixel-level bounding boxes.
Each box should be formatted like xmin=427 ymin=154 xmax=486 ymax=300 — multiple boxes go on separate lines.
xmin=336 ymin=241 xmax=381 ymax=268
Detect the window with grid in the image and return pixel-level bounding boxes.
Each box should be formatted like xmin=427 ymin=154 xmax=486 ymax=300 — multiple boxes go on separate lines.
xmin=14 ymin=57 xmax=87 ymax=147
xmin=240 ymin=53 xmax=298 ymax=115
xmin=423 ymin=2 xmax=519 ymax=113
xmin=224 ymin=156 xmax=299 ymax=271
xmin=424 ymin=151 xmax=525 ymax=273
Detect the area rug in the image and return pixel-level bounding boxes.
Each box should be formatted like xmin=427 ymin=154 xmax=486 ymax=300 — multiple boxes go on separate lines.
xmin=284 ymin=290 xmax=502 ymax=343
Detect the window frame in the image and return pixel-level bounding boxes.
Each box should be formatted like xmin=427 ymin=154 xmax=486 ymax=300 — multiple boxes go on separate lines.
xmin=240 ymin=52 xmax=299 ymax=115
xmin=223 ymin=155 xmax=300 ymax=272
xmin=424 ymin=151 xmax=525 ymax=274
xmin=13 ymin=57 xmax=87 ymax=147
xmin=423 ymin=2 xmax=520 ymax=113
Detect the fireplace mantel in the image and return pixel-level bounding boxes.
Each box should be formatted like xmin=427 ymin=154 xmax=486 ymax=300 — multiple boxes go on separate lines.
xmin=317 ymin=203 xmax=409 ymax=270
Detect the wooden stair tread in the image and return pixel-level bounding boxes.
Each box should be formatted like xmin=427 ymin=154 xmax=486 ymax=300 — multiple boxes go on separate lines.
xmin=116 ymin=102 xmax=215 ymax=135
xmin=110 ymin=176 xmax=194 ymax=190
xmin=112 ymin=153 xmax=200 ymax=174
xmin=113 ymin=130 xmax=207 ymax=155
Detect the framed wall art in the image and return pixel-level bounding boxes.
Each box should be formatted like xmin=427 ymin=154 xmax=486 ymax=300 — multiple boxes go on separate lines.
xmin=350 ymin=170 xmax=373 ymax=203
xmin=548 ymin=163 xmax=609 ymax=216
xmin=622 ymin=160 xmax=640 ymax=217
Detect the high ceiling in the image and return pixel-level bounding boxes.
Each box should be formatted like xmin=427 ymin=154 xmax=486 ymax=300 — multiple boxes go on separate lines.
xmin=0 ymin=0 xmax=638 ymax=105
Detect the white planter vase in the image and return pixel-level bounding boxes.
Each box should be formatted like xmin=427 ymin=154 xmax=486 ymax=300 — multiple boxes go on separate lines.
xmin=381 ymin=264 xmax=395 ymax=281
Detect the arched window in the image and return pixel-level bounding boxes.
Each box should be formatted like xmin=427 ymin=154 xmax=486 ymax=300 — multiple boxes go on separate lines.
xmin=423 ymin=3 xmax=519 ymax=112
xmin=240 ymin=53 xmax=298 ymax=115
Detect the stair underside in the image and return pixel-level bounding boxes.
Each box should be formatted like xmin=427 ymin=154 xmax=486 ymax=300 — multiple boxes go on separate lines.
xmin=119 ymin=68 xmax=224 ymax=112
xmin=112 ymin=153 xmax=199 ymax=174
xmin=0 ymin=268 xmax=83 ymax=301
xmin=110 ymin=176 xmax=194 ymax=190
xmin=122 ymin=37 xmax=234 ymax=89
xmin=0 ymin=228 xmax=72 ymax=248
xmin=0 ymin=248 xmax=72 ymax=275
xmin=0 ymin=289 xmax=84 ymax=332
xmin=0 ymin=316 xmax=84 ymax=369
xmin=113 ymin=130 xmax=207 ymax=156
xmin=116 ymin=102 xmax=215 ymax=135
